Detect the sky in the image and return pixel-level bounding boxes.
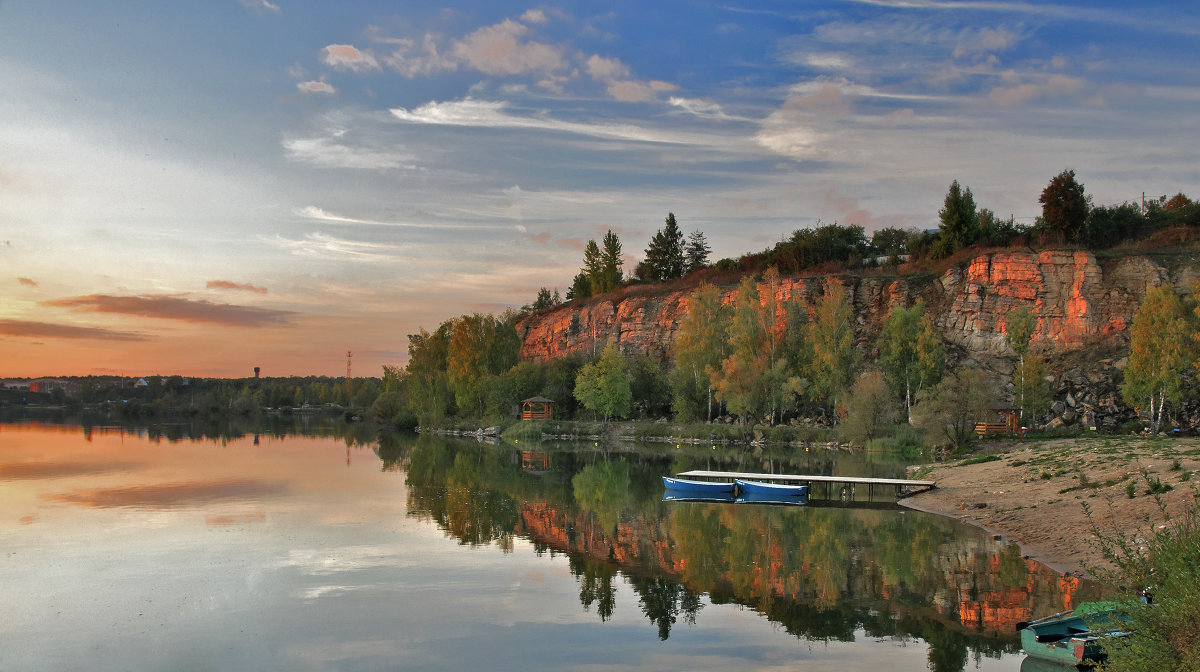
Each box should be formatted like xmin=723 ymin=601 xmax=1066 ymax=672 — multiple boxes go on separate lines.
xmin=1 ymin=0 xmax=1198 ymax=378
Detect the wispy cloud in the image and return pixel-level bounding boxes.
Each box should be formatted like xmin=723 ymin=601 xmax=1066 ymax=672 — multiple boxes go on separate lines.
xmin=0 ymin=319 xmax=147 ymax=341
xmin=42 ymin=295 xmax=294 ymax=327
xmin=266 ymin=232 xmax=409 ymax=263
xmin=282 ymin=130 xmax=416 ymax=170
xmin=297 ymin=80 xmax=336 ymax=95
xmin=239 ymin=0 xmax=281 ymax=15
xmin=390 ymin=98 xmax=694 ymax=144
xmin=321 ymin=44 xmax=380 ymax=72
xmin=17 ymin=277 xmax=37 ymax=287
xmin=294 ymin=205 xmax=513 ymax=231
xmin=207 ymin=280 xmax=268 ymax=294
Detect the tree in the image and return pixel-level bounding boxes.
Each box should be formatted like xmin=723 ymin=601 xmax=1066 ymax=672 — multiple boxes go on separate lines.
xmin=531 ymin=287 xmax=559 ymax=311
xmin=1004 ymin=306 xmax=1037 ymax=418
xmin=805 ymin=282 xmax=861 ymax=421
xmin=684 ymin=230 xmax=711 ymax=273
xmin=938 ymin=180 xmax=978 ymax=253
xmin=1164 ymin=192 xmax=1192 ymax=211
xmin=574 ymin=342 xmax=632 ymax=422
xmin=670 ymin=282 xmax=728 ymax=422
xmin=712 ymin=267 xmax=800 ymax=424
xmin=643 ymin=213 xmax=685 ymax=282
xmin=1039 ymin=169 xmax=1088 ymax=244
xmin=877 ymin=301 xmax=944 ymax=419
xmin=567 ymin=272 xmax=592 ymax=301
xmin=598 ymin=230 xmax=623 ymax=293
xmin=870 ymin=227 xmax=911 ymax=257
xmin=1012 ymin=354 xmax=1052 ymax=425
xmin=582 ymin=239 xmax=604 ymax=295
xmin=404 ymin=325 xmax=454 ymax=425
xmin=841 ymin=371 xmax=899 ymax=445
xmin=912 ymin=368 xmax=997 ymax=451
xmin=1122 ymin=285 xmax=1192 ymax=433
xmin=446 ymin=313 xmax=520 ymax=418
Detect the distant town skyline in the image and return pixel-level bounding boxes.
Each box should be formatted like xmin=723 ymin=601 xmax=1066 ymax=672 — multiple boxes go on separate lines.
xmin=2 ymin=0 xmax=1197 ymax=377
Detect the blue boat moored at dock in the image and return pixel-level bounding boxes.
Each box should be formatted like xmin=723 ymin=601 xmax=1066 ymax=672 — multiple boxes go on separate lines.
xmin=662 ymin=476 xmax=736 ymax=495
xmin=734 ymin=478 xmax=809 ymax=497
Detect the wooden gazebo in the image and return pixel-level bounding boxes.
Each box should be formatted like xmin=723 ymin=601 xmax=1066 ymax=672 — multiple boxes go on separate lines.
xmin=520 ymin=396 xmax=555 ymax=421
xmin=975 ymin=405 xmax=1021 ymax=436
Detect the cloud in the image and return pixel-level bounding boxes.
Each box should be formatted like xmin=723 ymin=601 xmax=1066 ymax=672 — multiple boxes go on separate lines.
xmin=267 ymin=232 xmax=410 ymax=263
xmin=585 ymin=54 xmax=676 ymax=102
xmin=42 ymin=294 xmax=294 ymax=327
xmin=17 ymin=277 xmax=37 ymax=287
xmin=294 ymin=205 xmax=505 ymax=230
xmin=321 ymin=44 xmax=381 ymax=72
xmin=207 ymin=280 xmax=268 ymax=294
xmin=297 ymin=80 xmax=336 ymax=95
xmin=953 ymin=27 xmax=1020 ymax=59
xmin=390 ymin=98 xmax=690 ymax=144
xmin=987 ymin=73 xmax=1087 ymax=106
xmin=585 ymin=55 xmax=628 ymax=81
xmin=450 ymin=19 xmax=566 ymax=76
xmin=282 ymin=131 xmax=416 ymax=170
xmin=240 ymin=0 xmax=280 ymax=14
xmin=520 ymin=9 xmax=549 ymax=25
xmin=380 ymin=34 xmax=456 ymax=78
xmin=44 ymin=478 xmax=287 ymax=509
xmin=0 ymin=319 xmax=147 ymax=341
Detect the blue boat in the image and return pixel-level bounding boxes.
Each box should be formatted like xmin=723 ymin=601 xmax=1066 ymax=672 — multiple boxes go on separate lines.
xmin=735 ymin=491 xmax=808 ymax=506
xmin=662 ymin=476 xmax=735 ymax=494
xmin=734 ymin=479 xmax=809 ymax=497
xmin=662 ymin=492 xmax=736 ymax=503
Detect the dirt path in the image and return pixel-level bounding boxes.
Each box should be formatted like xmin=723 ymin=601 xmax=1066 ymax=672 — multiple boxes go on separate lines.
xmin=900 ymin=435 xmax=1200 ymax=579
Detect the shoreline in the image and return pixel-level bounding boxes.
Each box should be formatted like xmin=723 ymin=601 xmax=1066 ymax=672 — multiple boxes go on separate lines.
xmin=898 ymin=493 xmax=1090 ymax=579
xmin=898 ymin=436 xmax=1200 ymax=581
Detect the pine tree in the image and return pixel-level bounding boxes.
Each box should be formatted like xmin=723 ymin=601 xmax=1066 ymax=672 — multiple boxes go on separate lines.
xmin=583 ymin=239 xmax=603 ymax=295
xmin=643 ymin=213 xmax=685 ymax=281
xmin=599 ymin=230 xmax=623 ymax=293
xmin=938 ymin=179 xmax=978 ymax=253
xmin=685 ymin=230 xmax=711 ymax=273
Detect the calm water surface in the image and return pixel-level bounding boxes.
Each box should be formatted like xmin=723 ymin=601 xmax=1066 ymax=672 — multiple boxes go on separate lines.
xmin=1 ymin=419 xmax=1100 ymax=671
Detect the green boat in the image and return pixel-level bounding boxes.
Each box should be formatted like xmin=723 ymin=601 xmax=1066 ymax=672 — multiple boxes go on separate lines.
xmin=1017 ymin=602 xmax=1127 ymax=666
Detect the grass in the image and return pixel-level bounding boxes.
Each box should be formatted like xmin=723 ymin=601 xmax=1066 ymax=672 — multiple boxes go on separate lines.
xmin=959 ymin=453 xmax=1002 ymax=466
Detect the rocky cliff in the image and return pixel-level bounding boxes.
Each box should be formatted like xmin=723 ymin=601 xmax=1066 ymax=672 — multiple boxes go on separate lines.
xmin=516 ymin=250 xmax=1199 ymax=428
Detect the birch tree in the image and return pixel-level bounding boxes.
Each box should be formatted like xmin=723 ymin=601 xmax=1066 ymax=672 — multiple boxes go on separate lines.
xmin=1122 ymin=285 xmax=1191 ymax=433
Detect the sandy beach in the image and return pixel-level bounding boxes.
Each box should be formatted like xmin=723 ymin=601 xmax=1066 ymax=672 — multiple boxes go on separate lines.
xmin=900 ymin=436 xmax=1200 ymax=579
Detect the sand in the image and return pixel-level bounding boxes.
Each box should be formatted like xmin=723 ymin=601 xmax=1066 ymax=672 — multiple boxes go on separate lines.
xmin=899 ymin=435 xmax=1200 ymax=579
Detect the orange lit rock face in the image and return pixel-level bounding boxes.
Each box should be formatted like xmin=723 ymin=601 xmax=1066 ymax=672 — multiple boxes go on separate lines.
xmin=517 ymin=251 xmax=1183 ymax=367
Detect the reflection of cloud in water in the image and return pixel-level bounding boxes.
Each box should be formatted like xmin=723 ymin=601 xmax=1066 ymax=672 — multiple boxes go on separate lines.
xmin=205 ymin=512 xmax=267 ymax=527
xmin=0 ymin=461 xmax=142 ymax=480
xmin=43 ymin=479 xmax=286 ymax=509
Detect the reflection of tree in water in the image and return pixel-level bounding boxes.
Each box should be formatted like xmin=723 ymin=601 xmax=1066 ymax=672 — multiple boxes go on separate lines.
xmin=391 ymin=436 xmax=1102 ymax=665
xmin=630 ymin=575 xmax=703 ymax=640
xmin=569 ymin=555 xmax=617 ymax=621
xmin=571 ymin=460 xmax=631 ymax=534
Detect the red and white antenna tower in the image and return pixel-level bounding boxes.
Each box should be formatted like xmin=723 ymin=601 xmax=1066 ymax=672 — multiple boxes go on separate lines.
xmin=346 ymin=350 xmax=353 ymax=379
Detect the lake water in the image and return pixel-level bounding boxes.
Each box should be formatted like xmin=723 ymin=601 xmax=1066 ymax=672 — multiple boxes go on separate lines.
xmin=1 ymin=419 xmax=1101 ymax=671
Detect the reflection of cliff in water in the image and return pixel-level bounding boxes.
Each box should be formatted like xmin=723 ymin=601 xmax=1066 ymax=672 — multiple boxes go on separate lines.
xmin=401 ymin=436 xmax=1104 ymax=658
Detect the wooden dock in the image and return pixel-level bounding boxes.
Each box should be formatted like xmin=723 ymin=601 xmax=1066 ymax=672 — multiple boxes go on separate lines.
xmin=675 ymin=470 xmax=936 ymax=500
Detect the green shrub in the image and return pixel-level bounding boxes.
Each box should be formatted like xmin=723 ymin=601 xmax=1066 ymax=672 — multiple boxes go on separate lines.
xmin=1087 ymin=493 xmax=1200 ymax=670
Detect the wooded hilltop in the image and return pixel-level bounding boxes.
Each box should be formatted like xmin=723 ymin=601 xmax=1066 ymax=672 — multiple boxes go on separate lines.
xmin=386 ymin=173 xmax=1200 ymax=448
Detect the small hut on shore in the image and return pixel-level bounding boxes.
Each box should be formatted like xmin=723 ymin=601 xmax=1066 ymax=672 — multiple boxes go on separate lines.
xmin=520 ymin=396 xmax=555 ymax=421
